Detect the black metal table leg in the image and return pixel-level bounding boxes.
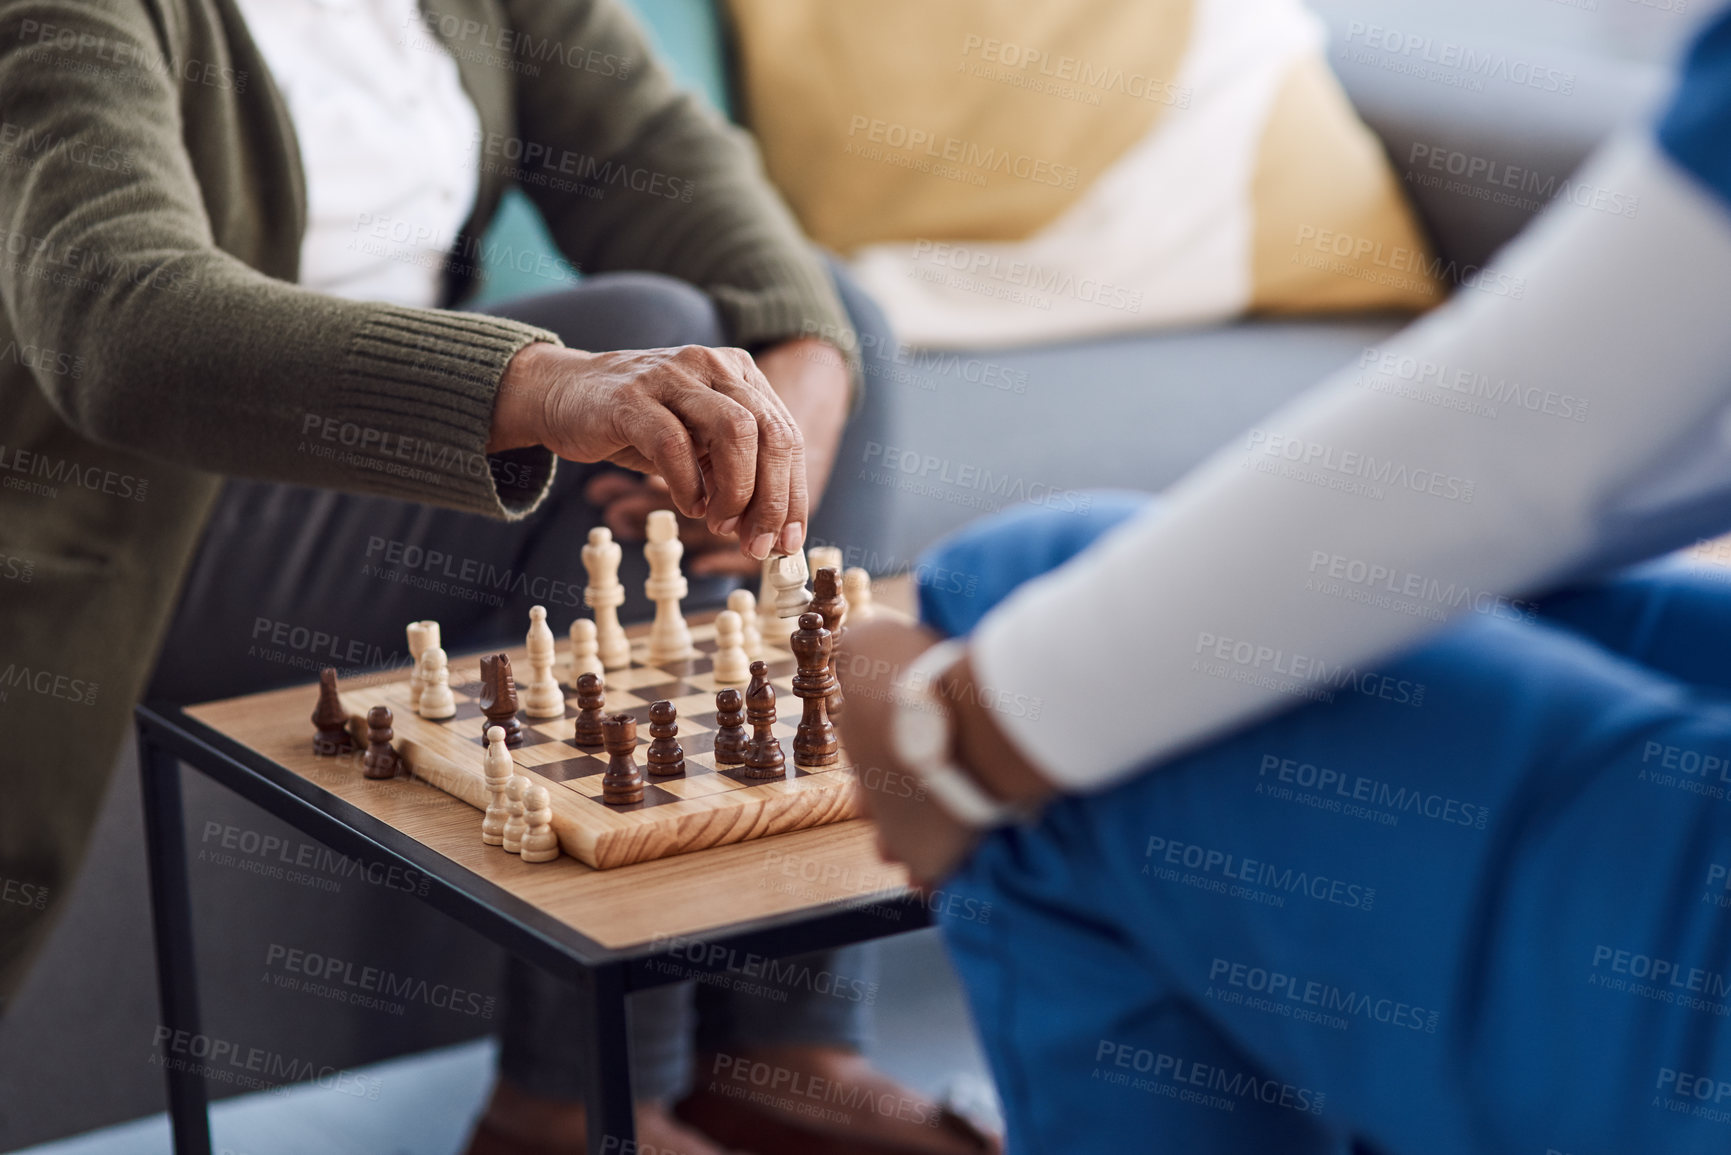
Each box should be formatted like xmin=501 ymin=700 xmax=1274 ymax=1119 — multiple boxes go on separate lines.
xmin=582 ymin=965 xmax=635 ymax=1155
xmin=139 ymin=727 xmax=214 ymax=1155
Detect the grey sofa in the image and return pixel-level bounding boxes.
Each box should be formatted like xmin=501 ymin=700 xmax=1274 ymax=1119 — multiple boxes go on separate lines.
xmin=0 ymin=8 xmax=1669 ymax=1151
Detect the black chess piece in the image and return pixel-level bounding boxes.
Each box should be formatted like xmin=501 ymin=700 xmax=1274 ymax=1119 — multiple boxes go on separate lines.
xmin=573 ymin=673 xmax=606 ymax=748
xmin=479 ymin=653 xmax=523 ymax=747
xmin=791 ymin=612 xmax=838 ymax=768
xmin=601 ymin=713 xmax=644 ymax=804
xmin=647 ymin=700 xmax=685 ymax=777
xmin=743 ymin=661 xmax=786 ymax=780
xmin=810 ymin=567 xmax=847 ymax=718
xmin=713 ymin=688 xmax=747 ymax=765
xmin=311 ymin=668 xmax=354 ymax=756
xmin=362 ymin=705 xmax=399 ymax=779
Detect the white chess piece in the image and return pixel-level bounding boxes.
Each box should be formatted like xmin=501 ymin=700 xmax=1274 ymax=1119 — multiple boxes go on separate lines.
xmin=771 ymin=551 xmax=813 ymax=621
xmin=756 ymin=559 xmax=791 ymax=644
xmin=523 ymin=606 xmax=564 ymax=718
xmin=417 ymin=646 xmax=456 ymax=719
xmin=406 ymin=620 xmax=440 ymax=710
xmin=644 ymin=509 xmax=696 ymax=662
xmin=568 ymin=618 xmax=604 ymax=685
xmin=519 ymin=785 xmax=559 ymax=863
xmin=843 ymin=568 xmax=874 ymax=625
xmin=807 ymin=546 xmax=843 ymax=586
xmin=582 ymin=527 xmax=632 ymax=670
xmin=713 ymin=610 xmax=750 ymax=684
xmin=727 ymin=588 xmax=763 ymax=660
xmin=480 ymin=727 xmax=512 ymax=845
xmin=502 ymin=775 xmax=530 ymax=854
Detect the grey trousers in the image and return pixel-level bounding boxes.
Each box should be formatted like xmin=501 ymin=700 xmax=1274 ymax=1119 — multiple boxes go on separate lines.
xmin=150 ymin=262 xmax=893 ymax=1103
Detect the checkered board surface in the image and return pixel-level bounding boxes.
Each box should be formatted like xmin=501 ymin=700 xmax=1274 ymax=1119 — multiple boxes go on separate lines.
xmin=337 ymin=615 xmax=858 ymax=869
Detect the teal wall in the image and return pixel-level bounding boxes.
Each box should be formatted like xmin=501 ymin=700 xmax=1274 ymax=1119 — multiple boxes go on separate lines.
xmin=463 ymin=0 xmax=731 ymax=308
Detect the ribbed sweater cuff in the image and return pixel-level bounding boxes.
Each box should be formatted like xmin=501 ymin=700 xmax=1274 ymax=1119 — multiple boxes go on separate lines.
xmin=330 ymin=306 xmax=562 ymax=519
xmin=710 ymin=253 xmax=864 ymax=396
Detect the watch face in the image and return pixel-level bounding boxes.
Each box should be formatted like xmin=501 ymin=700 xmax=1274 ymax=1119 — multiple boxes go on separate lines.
xmin=893 ymin=694 xmax=949 ymax=767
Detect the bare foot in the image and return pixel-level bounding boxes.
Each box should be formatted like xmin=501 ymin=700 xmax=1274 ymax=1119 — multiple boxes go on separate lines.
xmin=469 ymin=1078 xmax=741 ymax=1155
xmin=679 ymin=1046 xmax=1001 ymax=1154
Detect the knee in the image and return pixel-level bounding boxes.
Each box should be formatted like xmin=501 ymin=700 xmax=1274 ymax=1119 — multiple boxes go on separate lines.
xmin=917 ymin=491 xmax=1156 ymax=636
xmin=495 ymin=273 xmax=725 ymax=351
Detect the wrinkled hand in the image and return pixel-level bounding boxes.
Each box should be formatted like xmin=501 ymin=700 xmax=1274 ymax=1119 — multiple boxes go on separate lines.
xmin=571 ymin=337 xmax=852 ymax=575
xmin=489 ymin=342 xmax=807 ymax=559
xmin=836 ymin=618 xmax=980 ymax=887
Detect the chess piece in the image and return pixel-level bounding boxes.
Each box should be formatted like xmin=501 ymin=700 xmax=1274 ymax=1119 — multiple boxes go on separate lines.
xmin=810 ymin=567 xmax=847 ymax=719
xmin=417 ymin=646 xmax=456 ymax=719
xmin=582 ymin=527 xmax=632 ymax=670
xmin=807 ymin=546 xmax=844 ymax=587
xmin=646 ymin=700 xmax=685 ymax=777
xmin=601 ymin=714 xmax=645 ymax=804
xmin=311 ymin=668 xmax=354 ymax=756
xmin=406 ymin=620 xmax=439 ymax=710
xmin=362 ymin=705 xmax=400 ymax=779
xmin=728 ymin=588 xmax=764 ymax=660
xmin=519 ymin=785 xmax=559 ymax=863
xmin=743 ymin=661 xmax=786 ymax=779
xmin=713 ymin=610 xmax=750 ymax=684
xmin=790 ymin=613 xmax=839 ymax=768
xmin=481 ymin=726 xmax=512 ymax=846
xmin=502 ymin=775 xmax=530 ymax=853
xmin=524 ymin=606 xmax=564 ymax=719
xmin=771 ymin=551 xmax=812 ymax=621
xmin=572 ymin=673 xmax=606 ymax=747
xmin=843 ymin=567 xmax=875 ymax=625
xmin=757 ymin=559 xmax=789 ymax=643
xmin=713 ymin=688 xmax=747 ymax=765
xmin=568 ymin=618 xmax=604 ymax=685
xmin=479 ymin=653 xmax=523 ymax=746
xmin=645 ymin=509 xmax=696 ymax=662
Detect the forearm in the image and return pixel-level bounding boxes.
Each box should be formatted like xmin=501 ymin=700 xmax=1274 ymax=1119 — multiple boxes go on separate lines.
xmin=967 ymin=134 xmax=1731 ymax=792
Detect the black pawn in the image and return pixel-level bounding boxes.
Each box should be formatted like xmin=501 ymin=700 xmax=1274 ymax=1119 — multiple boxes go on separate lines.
xmin=601 ymin=713 xmax=644 ymax=804
xmin=743 ymin=661 xmax=785 ymax=780
xmin=647 ymin=700 xmax=685 ymax=777
xmin=362 ymin=705 xmax=399 ymax=780
xmin=573 ymin=673 xmax=606 ymax=748
xmin=311 ymin=668 xmax=354 ymax=756
xmin=713 ymin=688 xmax=747 ymax=766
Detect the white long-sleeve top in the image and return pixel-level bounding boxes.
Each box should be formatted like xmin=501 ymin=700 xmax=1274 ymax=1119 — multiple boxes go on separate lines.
xmin=971 ymin=135 xmax=1731 ymax=791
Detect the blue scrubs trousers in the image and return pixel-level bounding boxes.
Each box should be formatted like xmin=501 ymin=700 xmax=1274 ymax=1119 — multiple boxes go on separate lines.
xmin=918 ymin=494 xmax=1731 ymax=1155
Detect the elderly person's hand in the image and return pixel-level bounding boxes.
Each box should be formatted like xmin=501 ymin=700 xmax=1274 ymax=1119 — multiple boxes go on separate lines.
xmin=489 ymin=340 xmax=827 ymax=560
xmin=567 ymin=337 xmax=850 ymax=573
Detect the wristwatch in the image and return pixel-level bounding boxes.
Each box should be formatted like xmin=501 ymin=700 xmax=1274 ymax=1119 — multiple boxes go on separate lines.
xmin=890 ymin=639 xmax=1022 ymax=829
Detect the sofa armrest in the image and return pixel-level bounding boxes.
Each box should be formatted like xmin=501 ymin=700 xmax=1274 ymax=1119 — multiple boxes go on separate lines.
xmin=1325 ymin=24 xmax=1668 ymax=267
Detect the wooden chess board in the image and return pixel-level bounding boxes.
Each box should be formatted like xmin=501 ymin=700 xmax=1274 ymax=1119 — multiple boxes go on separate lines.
xmin=333 ymin=614 xmax=857 ymax=869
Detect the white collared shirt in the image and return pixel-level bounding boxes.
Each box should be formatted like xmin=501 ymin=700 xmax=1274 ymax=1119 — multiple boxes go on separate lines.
xmin=234 ymin=0 xmax=482 ymax=306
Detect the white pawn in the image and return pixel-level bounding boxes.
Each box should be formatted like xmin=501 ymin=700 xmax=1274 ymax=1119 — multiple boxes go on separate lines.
xmin=480 ymin=727 xmax=512 ymax=846
xmin=417 ymin=646 xmax=456 ymax=719
xmin=568 ymin=618 xmax=604 ymax=685
xmin=807 ymin=546 xmax=844 ymax=586
xmin=502 ymin=775 xmax=530 ymax=854
xmin=843 ymin=567 xmax=875 ymax=625
xmin=645 ymin=509 xmax=696 ymax=663
xmin=582 ymin=527 xmax=632 ymax=670
xmin=519 ymin=785 xmax=559 ymax=863
xmin=523 ymin=606 xmax=564 ymax=718
xmin=406 ymin=620 xmax=440 ymax=710
xmin=727 ymin=588 xmax=763 ymax=660
xmin=713 ymin=610 xmax=750 ymax=684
